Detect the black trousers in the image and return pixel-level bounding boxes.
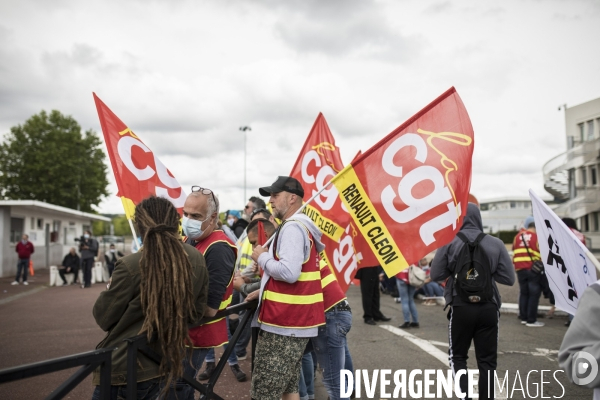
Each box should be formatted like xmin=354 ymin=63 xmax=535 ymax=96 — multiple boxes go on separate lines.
xmin=82 ymin=258 xmax=94 ymax=287
xmin=358 ymin=267 xmax=386 ymax=321
xmin=448 ymin=303 xmax=498 ymax=400
xmin=58 ymin=266 xmax=79 ymax=284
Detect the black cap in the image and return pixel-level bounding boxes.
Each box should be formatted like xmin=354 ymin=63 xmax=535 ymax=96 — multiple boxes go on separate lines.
xmin=259 ymin=176 xmax=304 ymax=198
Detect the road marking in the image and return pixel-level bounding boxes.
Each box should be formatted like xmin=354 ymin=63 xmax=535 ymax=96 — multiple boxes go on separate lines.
xmin=379 ymin=325 xmax=508 ymax=400
xmin=0 ymin=286 xmax=47 ymax=306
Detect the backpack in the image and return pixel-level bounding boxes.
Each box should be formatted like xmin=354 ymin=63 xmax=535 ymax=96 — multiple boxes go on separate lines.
xmin=453 ymin=232 xmax=494 ymax=303
xmin=408 ymin=265 xmax=427 ymax=288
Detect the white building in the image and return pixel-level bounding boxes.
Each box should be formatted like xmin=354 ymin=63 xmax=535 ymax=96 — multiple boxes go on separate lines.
xmin=480 ymin=197 xmax=537 ymax=233
xmin=0 ymin=200 xmax=110 ymax=278
xmin=543 ymin=96 xmax=600 ymax=249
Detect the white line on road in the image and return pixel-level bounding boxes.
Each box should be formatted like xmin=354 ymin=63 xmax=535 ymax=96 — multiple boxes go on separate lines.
xmin=379 ymin=324 xmax=508 ymax=400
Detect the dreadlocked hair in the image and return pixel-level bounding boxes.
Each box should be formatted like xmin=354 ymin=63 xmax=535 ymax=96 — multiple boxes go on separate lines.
xmin=135 ymin=196 xmax=195 ymax=391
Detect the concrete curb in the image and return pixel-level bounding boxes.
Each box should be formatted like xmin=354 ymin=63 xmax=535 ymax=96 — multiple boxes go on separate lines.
xmin=500 ymin=302 xmax=568 ymax=317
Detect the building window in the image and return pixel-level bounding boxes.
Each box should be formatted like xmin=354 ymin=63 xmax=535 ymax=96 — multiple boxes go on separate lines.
xmin=582 ymin=167 xmax=587 ymax=186
xmin=37 ymin=218 xmax=43 ymax=229
xmin=578 ymin=123 xmax=585 ymax=142
xmin=583 ymin=214 xmax=590 ymax=232
xmin=588 ymin=120 xmax=595 ymax=141
xmin=592 ymin=167 xmax=598 ymax=186
xmin=510 ymin=201 xmax=516 ymax=209
xmin=10 ymin=217 xmax=24 ymax=243
xmin=480 ymin=203 xmax=489 ymax=211
xmin=594 ymin=212 xmax=599 ymax=232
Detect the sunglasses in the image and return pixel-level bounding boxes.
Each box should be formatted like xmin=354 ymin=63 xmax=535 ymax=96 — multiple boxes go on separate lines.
xmin=191 ymin=186 xmax=217 ymax=206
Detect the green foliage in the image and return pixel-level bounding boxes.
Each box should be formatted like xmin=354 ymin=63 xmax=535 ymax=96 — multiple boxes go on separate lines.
xmin=0 ymin=110 xmax=109 ymax=212
xmin=112 ymin=215 xmax=131 ymax=236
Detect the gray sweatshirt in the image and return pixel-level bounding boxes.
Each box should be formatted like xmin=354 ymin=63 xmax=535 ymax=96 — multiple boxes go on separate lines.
xmin=253 ymin=213 xmax=325 ymax=337
xmin=559 ymin=281 xmax=600 ymax=400
xmin=430 ymin=203 xmax=515 ymax=309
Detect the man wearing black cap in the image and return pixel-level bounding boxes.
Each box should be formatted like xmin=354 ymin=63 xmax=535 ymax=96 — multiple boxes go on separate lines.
xmin=250 ymin=176 xmax=326 ymax=400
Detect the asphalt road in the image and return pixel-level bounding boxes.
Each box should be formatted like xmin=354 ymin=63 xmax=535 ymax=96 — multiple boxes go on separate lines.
xmin=0 ymin=269 xmax=593 ymax=399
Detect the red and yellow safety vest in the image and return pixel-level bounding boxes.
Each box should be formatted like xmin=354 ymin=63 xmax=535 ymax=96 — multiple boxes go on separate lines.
xmin=319 ymin=257 xmax=347 ymax=312
xmin=258 ymin=221 xmax=325 ymax=329
xmin=512 ymin=228 xmax=540 ymax=271
xmin=188 ymin=230 xmax=237 ymax=348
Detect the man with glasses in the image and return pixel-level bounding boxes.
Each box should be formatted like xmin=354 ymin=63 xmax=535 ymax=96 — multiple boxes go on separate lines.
xmin=174 ymin=186 xmax=247 ymax=398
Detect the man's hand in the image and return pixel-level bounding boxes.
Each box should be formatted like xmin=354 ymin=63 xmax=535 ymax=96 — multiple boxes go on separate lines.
xmin=245 ymin=289 xmax=260 ymax=302
xmin=233 ymin=274 xmax=245 ymax=291
xmin=251 ymin=245 xmax=267 ymax=262
xmin=66 ymin=267 xmax=71 ymax=273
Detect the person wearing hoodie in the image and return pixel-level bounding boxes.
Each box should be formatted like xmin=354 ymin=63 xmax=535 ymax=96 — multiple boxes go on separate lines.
xmin=251 ymin=176 xmax=326 ymax=400
xmin=431 ymin=203 xmax=515 ymax=400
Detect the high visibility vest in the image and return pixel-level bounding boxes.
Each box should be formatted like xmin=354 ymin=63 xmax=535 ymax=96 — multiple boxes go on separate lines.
xmin=319 ymin=257 xmax=347 ymax=312
xmin=236 ymin=236 xmax=254 ymax=273
xmin=188 ymin=230 xmax=237 ymax=348
xmin=512 ymin=229 xmax=540 ymax=271
xmin=258 ymin=220 xmax=325 ymax=329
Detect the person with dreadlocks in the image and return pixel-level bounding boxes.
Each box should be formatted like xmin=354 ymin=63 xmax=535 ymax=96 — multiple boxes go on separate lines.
xmin=91 ymin=196 xmax=209 ymax=400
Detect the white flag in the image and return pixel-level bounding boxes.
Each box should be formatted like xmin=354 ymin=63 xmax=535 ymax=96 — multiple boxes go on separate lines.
xmin=529 ymin=189 xmax=598 ymax=315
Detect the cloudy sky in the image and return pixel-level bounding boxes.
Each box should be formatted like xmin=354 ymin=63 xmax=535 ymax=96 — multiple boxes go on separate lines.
xmin=1 ymin=0 xmax=599 ymax=214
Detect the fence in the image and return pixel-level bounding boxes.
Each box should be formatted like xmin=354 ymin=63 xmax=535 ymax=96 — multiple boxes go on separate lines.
xmin=0 ymin=300 xmax=257 ymax=400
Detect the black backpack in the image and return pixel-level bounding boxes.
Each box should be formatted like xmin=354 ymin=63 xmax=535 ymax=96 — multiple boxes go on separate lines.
xmin=453 ymin=232 xmax=494 ymax=303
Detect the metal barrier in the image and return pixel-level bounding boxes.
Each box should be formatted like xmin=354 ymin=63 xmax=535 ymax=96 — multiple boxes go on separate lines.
xmin=0 ymin=300 xmax=257 ymax=400
xmin=0 ymin=347 xmax=114 ymax=399
xmin=125 ymin=300 xmax=257 ymax=400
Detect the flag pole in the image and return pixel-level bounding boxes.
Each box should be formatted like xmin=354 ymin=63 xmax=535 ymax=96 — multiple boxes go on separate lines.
xmin=262 ymin=165 xmax=351 ymax=248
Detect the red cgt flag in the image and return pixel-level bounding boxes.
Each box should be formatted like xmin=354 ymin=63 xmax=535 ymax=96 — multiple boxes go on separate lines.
xmin=289 ymin=113 xmax=378 ymax=292
xmin=331 ymin=87 xmax=474 ymax=277
xmin=93 ymin=93 xmax=186 ymax=218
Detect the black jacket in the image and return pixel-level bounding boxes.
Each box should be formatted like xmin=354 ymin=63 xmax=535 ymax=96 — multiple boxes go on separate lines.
xmin=61 ymin=253 xmax=80 ymax=270
xmin=430 ymin=203 xmax=515 ymax=309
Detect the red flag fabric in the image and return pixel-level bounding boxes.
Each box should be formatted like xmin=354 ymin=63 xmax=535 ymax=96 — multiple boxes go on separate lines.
xmin=93 ymin=94 xmax=186 ymax=218
xmin=332 ymin=87 xmax=474 ymax=277
xmin=257 ymin=221 xmax=267 ymax=246
xmin=289 ymin=113 xmax=377 ymax=292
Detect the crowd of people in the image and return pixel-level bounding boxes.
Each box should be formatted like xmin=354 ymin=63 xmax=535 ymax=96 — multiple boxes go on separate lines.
xmin=84 ymin=177 xmax=597 ymax=400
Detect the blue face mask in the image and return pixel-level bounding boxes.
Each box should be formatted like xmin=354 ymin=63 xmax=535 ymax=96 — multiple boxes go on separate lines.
xmin=182 ymin=215 xmax=208 ymax=240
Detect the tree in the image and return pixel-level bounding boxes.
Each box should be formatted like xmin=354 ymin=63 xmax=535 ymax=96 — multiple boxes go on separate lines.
xmin=0 ymin=110 xmax=109 ymax=212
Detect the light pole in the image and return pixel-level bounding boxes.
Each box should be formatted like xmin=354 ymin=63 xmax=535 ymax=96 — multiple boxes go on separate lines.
xmin=239 ymin=126 xmax=252 ymax=204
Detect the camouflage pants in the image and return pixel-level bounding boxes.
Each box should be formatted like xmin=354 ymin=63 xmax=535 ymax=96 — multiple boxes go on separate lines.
xmin=251 ymin=330 xmax=309 ymax=400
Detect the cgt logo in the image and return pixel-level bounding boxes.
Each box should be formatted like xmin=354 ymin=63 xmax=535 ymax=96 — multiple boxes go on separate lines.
xmin=572 ymin=351 xmax=598 ymax=386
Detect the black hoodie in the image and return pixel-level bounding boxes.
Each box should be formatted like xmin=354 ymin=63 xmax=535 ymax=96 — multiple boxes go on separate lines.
xmin=430 ymin=203 xmax=516 ymax=309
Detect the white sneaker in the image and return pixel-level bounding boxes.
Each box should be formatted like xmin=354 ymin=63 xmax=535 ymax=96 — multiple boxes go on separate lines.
xmin=526 ymin=321 xmax=544 ymax=327
xmin=521 ymin=320 xmax=527 ymax=325
xmin=394 ymin=297 xmax=402 ymax=303
xmin=11 ymin=281 xmax=19 ymax=285
xmin=23 ymin=282 xmax=29 ymax=285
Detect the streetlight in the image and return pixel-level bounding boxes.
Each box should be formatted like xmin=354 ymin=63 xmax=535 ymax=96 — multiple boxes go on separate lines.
xmin=239 ymin=126 xmax=252 ymax=204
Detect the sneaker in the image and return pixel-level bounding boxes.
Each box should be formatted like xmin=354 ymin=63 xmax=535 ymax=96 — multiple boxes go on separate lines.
xmin=410 ymin=322 xmax=420 ymax=328
xmin=198 ymin=362 xmax=215 ymax=380
xmin=526 ymin=321 xmax=545 ymax=327
xmin=23 ymin=282 xmax=29 ymax=286
xmin=394 ymin=298 xmax=402 ymax=303
xmin=236 ymin=353 xmax=247 ymax=361
xmin=11 ymin=281 xmax=19 ymax=286
xmin=399 ymin=322 xmax=411 ymax=328
xmin=230 ymin=364 xmax=247 ymax=382
xmin=521 ymin=320 xmax=527 ymax=325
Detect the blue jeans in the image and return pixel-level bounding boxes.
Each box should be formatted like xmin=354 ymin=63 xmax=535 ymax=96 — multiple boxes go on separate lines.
xmin=299 ymin=352 xmax=315 ymax=400
xmin=311 ymin=309 xmax=353 ymax=400
xmin=92 ymin=378 xmax=161 ymax=400
xmin=397 ymin=280 xmax=418 ymax=323
xmin=423 ymin=281 xmax=443 ymax=297
xmin=162 ymin=347 xmax=209 ymax=400
xmin=205 ymin=316 xmax=238 ymax=365
xmin=16 ymin=259 xmax=28 ymax=282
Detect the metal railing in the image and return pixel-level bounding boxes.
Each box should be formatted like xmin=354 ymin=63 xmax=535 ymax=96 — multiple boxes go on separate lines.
xmin=0 ymin=347 xmax=114 ymax=399
xmin=0 ymin=300 xmax=257 ymax=400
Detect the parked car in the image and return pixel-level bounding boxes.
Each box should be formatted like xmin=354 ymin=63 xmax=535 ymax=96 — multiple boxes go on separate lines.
xmin=100 ymin=235 xmax=124 ymax=244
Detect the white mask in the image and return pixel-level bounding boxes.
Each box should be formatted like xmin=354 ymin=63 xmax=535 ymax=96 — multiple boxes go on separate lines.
xmin=83 ymin=234 xmax=90 ymax=239
xmin=227 ymin=218 xmax=235 ymax=227
xmin=182 ymin=215 xmax=209 ymax=240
